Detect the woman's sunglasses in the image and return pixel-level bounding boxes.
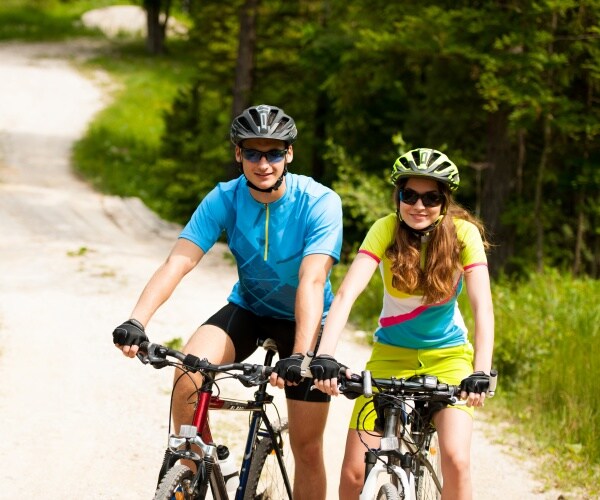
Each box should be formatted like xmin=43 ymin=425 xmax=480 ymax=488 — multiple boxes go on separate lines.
xmin=241 ymin=148 xmax=288 ymax=163
xmin=399 ymin=188 xmax=444 ymax=207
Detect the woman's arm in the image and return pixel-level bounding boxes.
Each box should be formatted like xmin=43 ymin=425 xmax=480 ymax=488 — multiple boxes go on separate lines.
xmin=311 ymin=253 xmax=378 ymax=395
xmin=463 ymin=264 xmax=495 ymax=405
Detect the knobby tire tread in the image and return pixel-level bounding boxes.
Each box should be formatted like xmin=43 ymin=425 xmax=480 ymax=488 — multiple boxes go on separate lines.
xmin=377 ymin=482 xmax=401 ymax=500
xmin=154 ymin=463 xmax=195 ymax=500
xmin=243 ymin=420 xmax=291 ymax=500
xmin=415 ymin=432 xmax=443 ymax=500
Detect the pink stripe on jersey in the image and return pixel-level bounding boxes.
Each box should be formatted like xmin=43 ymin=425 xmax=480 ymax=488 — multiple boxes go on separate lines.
xmin=379 ymin=277 xmax=460 ymax=327
xmin=358 ymin=249 xmax=381 ymax=263
xmin=464 ymin=262 xmax=488 ymax=271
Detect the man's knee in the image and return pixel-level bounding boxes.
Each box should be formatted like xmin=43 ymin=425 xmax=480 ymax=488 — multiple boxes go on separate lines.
xmin=290 ymin=434 xmax=323 ymax=464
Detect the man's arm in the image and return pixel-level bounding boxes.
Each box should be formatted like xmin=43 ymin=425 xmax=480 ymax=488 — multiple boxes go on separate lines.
xmin=293 ymin=253 xmax=335 ymax=353
xmin=117 ymin=238 xmax=205 ymax=357
xmin=270 ymin=253 xmax=334 ymax=388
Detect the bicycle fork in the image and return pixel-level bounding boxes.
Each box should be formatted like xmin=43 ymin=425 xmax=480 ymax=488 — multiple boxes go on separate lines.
xmin=360 ymin=406 xmax=415 ymax=500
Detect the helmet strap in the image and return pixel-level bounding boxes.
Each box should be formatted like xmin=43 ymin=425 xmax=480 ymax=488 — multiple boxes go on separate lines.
xmin=245 ymin=165 xmax=288 ymax=193
xmin=397 ymin=211 xmax=445 ymax=239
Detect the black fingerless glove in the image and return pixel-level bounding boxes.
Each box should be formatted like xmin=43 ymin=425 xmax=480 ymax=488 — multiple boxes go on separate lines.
xmin=112 ymin=319 xmax=149 ymax=347
xmin=309 ymin=354 xmax=343 ymax=381
xmin=273 ymin=353 xmax=304 ymax=384
xmin=460 ymin=371 xmax=490 ymax=394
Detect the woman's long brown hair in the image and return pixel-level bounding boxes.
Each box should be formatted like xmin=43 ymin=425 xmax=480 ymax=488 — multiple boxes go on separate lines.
xmin=385 ymin=182 xmax=489 ymax=304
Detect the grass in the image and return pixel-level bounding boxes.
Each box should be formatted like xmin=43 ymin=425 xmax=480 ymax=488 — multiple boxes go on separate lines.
xmin=72 ymin=40 xmax=198 ymax=206
xmin=0 ymin=0 xmax=129 ymax=41
xmin=489 ymin=271 xmax=600 ymax=496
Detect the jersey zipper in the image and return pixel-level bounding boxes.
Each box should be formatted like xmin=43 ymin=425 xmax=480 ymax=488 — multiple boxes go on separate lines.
xmin=263 ymin=203 xmax=270 ymax=261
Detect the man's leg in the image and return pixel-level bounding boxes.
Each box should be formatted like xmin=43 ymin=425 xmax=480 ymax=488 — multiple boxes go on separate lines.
xmin=287 ymin=399 xmax=329 ymax=500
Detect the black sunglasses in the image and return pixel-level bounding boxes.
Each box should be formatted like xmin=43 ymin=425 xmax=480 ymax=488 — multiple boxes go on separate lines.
xmin=241 ymin=148 xmax=288 ymax=163
xmin=399 ymin=188 xmax=444 ymax=207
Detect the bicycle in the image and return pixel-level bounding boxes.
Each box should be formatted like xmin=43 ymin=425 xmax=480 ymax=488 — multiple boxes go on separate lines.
xmin=338 ymin=369 xmax=498 ymax=500
xmin=137 ymin=339 xmax=294 ymax=500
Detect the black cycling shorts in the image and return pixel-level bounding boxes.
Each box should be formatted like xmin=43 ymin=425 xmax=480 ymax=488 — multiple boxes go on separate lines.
xmin=202 ymin=303 xmax=330 ymax=403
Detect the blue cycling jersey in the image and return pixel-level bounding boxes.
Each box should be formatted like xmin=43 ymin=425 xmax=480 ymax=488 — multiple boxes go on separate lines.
xmin=179 ymin=174 xmax=343 ymax=321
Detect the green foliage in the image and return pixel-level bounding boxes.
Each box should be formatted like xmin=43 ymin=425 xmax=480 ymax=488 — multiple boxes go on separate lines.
xmin=491 ymin=271 xmax=600 ymax=483
xmin=153 ymin=81 xmax=231 ymax=222
xmin=0 ymin=0 xmax=128 ymax=40
xmin=328 ymin=140 xmax=392 ymax=253
xmin=164 ymin=336 xmax=184 ymax=351
xmin=73 ymin=43 xmax=198 ymax=220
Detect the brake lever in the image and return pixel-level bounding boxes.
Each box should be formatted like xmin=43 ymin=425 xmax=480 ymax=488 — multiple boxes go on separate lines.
xmin=141 ymin=343 xmax=169 ymax=369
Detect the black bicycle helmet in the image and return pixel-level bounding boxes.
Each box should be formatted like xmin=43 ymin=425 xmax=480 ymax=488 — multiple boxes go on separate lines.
xmin=230 ymin=104 xmax=297 ymax=146
xmin=391 ymin=148 xmax=460 ymax=191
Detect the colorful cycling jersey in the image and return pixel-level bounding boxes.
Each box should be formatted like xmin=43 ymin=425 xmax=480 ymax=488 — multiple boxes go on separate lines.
xmin=358 ymin=213 xmax=487 ymax=349
xmin=179 ymin=173 xmax=343 ymax=321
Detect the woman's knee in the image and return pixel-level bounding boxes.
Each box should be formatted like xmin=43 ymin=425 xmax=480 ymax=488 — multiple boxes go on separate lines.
xmin=442 ymin=447 xmax=470 ymax=477
xmin=339 ymin=461 xmax=363 ymax=498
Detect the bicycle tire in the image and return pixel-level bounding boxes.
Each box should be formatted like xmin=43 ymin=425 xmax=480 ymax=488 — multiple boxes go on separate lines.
xmin=154 ymin=463 xmax=196 ymax=500
xmin=415 ymin=431 xmax=442 ymax=500
xmin=243 ymin=419 xmax=293 ymax=500
xmin=377 ymin=483 xmax=401 ymax=500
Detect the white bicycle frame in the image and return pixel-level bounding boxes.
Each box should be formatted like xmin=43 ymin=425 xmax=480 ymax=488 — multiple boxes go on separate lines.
xmin=360 ymin=462 xmax=416 ymax=499
xmin=359 ymin=401 xmax=458 ymax=500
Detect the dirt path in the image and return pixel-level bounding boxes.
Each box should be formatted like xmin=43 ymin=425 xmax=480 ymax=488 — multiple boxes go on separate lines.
xmin=0 ymin=40 xmax=561 ymax=499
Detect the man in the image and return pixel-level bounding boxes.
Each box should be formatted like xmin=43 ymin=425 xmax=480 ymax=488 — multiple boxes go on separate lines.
xmin=113 ymin=104 xmax=343 ymax=499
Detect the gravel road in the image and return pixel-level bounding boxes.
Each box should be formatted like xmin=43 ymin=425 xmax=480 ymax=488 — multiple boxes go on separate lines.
xmin=0 ymin=39 xmax=563 ymax=499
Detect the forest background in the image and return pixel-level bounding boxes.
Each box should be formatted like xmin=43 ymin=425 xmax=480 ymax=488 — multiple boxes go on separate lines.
xmin=1 ymin=0 xmax=598 ymax=494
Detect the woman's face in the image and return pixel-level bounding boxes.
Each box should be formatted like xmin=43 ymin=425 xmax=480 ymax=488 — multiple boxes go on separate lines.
xmin=398 ymin=177 xmax=443 ymax=231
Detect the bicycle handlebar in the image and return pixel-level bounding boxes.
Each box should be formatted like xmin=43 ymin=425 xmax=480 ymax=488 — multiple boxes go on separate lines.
xmin=338 ymin=369 xmax=498 ymax=402
xmin=136 ymin=342 xmax=498 ymax=397
xmin=137 ymin=341 xmax=274 ymax=386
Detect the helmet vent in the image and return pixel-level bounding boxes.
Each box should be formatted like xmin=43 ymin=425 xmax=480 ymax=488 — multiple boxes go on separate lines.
xmin=427 ymin=151 xmax=441 ymax=166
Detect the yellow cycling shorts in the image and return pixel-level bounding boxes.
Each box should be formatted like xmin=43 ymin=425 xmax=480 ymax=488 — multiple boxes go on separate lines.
xmin=349 ymin=342 xmax=475 ymax=430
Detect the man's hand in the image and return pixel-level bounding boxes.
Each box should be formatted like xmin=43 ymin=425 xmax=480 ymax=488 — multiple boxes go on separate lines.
xmin=459 ymin=371 xmax=489 ymax=407
xmin=270 ymin=353 xmax=304 ymax=388
xmin=112 ymin=319 xmax=148 ymax=358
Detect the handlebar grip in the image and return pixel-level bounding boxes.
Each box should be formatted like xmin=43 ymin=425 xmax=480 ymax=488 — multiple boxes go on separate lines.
xmin=362 ymin=370 xmax=373 ymax=398
xmin=488 ymin=369 xmax=498 ymax=397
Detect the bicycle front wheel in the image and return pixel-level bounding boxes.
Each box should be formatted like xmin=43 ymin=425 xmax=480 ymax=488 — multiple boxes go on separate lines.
xmin=377 ymin=483 xmax=400 ymax=500
xmin=416 ymin=431 xmax=442 ymax=500
xmin=154 ymin=463 xmax=196 ymax=500
xmin=243 ymin=419 xmax=293 ymax=500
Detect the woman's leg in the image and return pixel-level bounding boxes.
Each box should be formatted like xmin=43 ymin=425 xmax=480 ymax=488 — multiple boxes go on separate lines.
xmin=339 ymin=429 xmax=380 ymax=500
xmin=434 ymin=408 xmax=473 ymax=500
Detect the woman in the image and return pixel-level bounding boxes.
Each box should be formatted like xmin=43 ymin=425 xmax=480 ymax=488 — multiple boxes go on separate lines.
xmin=310 ymin=148 xmax=494 ymax=500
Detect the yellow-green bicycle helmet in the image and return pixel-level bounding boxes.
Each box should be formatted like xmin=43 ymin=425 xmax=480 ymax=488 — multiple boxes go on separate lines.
xmin=391 ymin=148 xmax=460 ymax=191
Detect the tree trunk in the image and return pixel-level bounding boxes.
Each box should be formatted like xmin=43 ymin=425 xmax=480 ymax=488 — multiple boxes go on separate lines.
xmin=311 ymin=90 xmax=328 ymax=181
xmin=534 ymin=116 xmax=552 ymax=273
xmin=573 ymin=192 xmax=584 ymax=276
xmin=232 ymin=0 xmax=258 ymax=117
xmin=480 ymin=110 xmax=516 ymax=276
xmin=516 ymin=129 xmax=526 ymax=197
xmin=229 ymin=0 xmax=259 ymax=178
xmin=145 ymin=0 xmax=166 ymax=55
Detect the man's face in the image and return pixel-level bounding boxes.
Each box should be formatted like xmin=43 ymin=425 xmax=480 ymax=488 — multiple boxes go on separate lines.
xmin=235 ymin=138 xmax=293 ymax=191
